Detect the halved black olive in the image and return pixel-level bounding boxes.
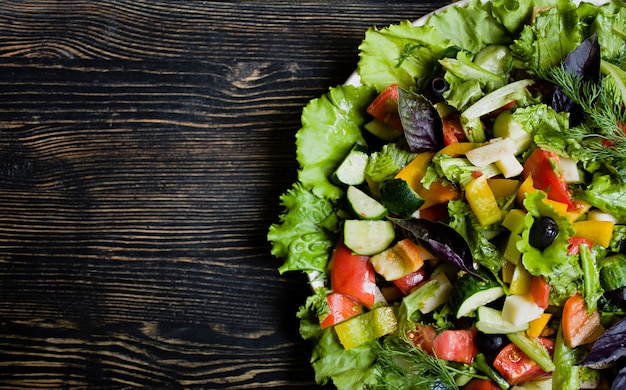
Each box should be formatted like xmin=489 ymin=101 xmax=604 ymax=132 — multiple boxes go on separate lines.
xmin=474 ymin=333 xmax=506 ymax=359
xmin=427 ymin=76 xmax=449 ymax=101
xmin=529 ymin=216 xmax=559 ymax=250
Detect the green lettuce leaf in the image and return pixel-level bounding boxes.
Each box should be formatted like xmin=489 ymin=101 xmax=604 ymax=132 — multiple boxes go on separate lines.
xmin=358 ymin=20 xmax=451 ymax=92
xmin=512 ymin=103 xmax=574 ymax=156
xmin=297 ymin=291 xmax=378 ymax=389
xmin=268 ymin=183 xmax=338 ymax=274
xmin=428 ymin=0 xmax=511 ymax=53
xmin=511 ymin=2 xmax=585 ymax=71
xmin=448 ymin=199 xmax=505 ymax=279
xmin=364 ymin=143 xmax=417 ymax=183
xmin=296 ymin=85 xmax=376 ymax=201
xmin=592 ymin=0 xmax=626 ymax=62
xmin=518 ymin=191 xmax=581 ymax=305
xmin=582 ymin=173 xmax=626 ymax=221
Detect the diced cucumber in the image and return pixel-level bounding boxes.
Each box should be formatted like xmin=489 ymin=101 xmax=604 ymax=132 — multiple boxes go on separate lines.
xmin=410 ymin=272 xmax=452 ymax=314
xmin=450 ymin=272 xmax=505 ymax=318
xmin=343 ymin=219 xmax=395 ymax=256
xmin=346 ymin=186 xmax=387 ymax=220
xmin=379 ymin=178 xmax=424 ymax=217
xmin=599 ymin=253 xmax=626 ymax=291
xmin=492 ymin=110 xmax=533 ymax=155
xmin=475 ymin=306 xmax=529 ymax=334
xmin=364 ymin=119 xmax=403 ymax=141
xmin=332 ymin=144 xmax=369 ymax=186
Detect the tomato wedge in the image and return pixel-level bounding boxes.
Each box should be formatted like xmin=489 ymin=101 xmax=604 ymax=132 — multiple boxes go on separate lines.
xmin=432 ymin=329 xmax=478 ymax=364
xmin=319 ymin=292 xmax=363 ymax=329
xmin=407 ymin=324 xmax=437 ymax=354
xmin=393 ymin=268 xmax=429 ymax=295
xmin=567 ymin=236 xmax=593 ymax=256
xmin=493 ymin=338 xmax=554 ymax=385
xmin=463 ymin=378 xmax=501 ymax=390
xmin=442 ymin=113 xmax=467 ymax=146
xmin=330 ymin=241 xmax=377 ymax=308
xmin=529 ymin=275 xmax=550 ymax=310
xmin=562 ymin=293 xmax=604 ymax=348
xmin=366 ymin=84 xmax=403 ymax=131
xmin=522 ymin=148 xmax=575 ymax=210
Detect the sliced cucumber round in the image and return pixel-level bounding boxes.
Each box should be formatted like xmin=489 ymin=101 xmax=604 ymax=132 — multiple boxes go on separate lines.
xmin=379 ymin=178 xmax=424 ymax=218
xmin=347 ymin=186 xmax=387 ymax=220
xmin=343 ymin=219 xmax=395 ymax=256
xmin=450 ymin=272 xmax=505 ymax=318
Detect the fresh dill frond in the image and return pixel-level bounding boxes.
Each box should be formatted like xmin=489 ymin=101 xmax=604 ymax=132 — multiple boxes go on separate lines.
xmin=369 ymin=335 xmax=462 ymax=390
xmin=537 ymin=65 xmax=626 ymax=160
xmin=396 ymin=43 xmax=425 ymax=68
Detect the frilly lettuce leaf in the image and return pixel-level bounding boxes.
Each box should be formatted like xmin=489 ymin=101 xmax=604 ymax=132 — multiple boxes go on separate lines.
xmin=296 ymin=84 xmax=376 ymax=201
xmin=427 ymin=0 xmax=511 ymax=53
xmin=592 ymin=0 xmax=626 ymax=62
xmin=297 ymin=291 xmax=378 ymax=388
xmin=358 ymin=21 xmax=451 ymax=93
xmin=519 ymin=191 xmax=581 ymax=305
xmin=365 ymin=143 xmax=416 ymax=183
xmin=511 ymin=2 xmax=585 ymax=71
xmin=268 ymin=182 xmax=338 ymax=274
xmin=582 ymin=173 xmax=626 ymax=221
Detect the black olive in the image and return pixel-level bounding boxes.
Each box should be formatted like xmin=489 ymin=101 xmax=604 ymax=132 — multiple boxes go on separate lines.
xmin=474 ymin=333 xmax=506 ymax=359
xmin=529 ymin=216 xmax=559 ymax=250
xmin=427 ymin=76 xmax=449 ymax=101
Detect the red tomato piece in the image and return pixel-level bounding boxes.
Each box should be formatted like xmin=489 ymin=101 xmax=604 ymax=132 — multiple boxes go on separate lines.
xmin=393 ymin=268 xmax=429 ymax=295
xmin=442 ymin=113 xmax=467 ymax=146
xmin=522 ymin=148 xmax=575 ymax=210
xmin=432 ymin=329 xmax=478 ymax=364
xmin=562 ymin=293 xmax=604 ymax=348
xmin=463 ymin=378 xmax=501 ymax=390
xmin=330 ymin=242 xmax=377 ymax=308
xmin=529 ymin=275 xmax=550 ymax=310
xmin=493 ymin=338 xmax=554 ymax=385
xmin=407 ymin=324 xmax=437 ymax=354
xmin=567 ymin=236 xmax=593 ymax=256
xmin=367 ymin=84 xmax=403 ymax=131
xmin=319 ymin=292 xmax=363 ymax=329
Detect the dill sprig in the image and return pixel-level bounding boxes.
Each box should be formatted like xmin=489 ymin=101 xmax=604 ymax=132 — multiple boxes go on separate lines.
xmin=368 ymin=334 xmax=463 ymax=390
xmin=537 ymin=66 xmax=626 ymax=160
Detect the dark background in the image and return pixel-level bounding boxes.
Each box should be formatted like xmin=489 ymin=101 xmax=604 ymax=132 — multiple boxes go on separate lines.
xmin=0 ymin=1 xmax=450 ymax=387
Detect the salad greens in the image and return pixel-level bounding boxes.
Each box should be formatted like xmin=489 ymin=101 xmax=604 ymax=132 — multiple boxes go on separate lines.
xmin=269 ymin=0 xmax=626 ymax=389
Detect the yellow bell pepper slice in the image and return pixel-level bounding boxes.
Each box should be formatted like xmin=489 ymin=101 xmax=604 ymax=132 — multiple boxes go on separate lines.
xmin=465 ymin=174 xmax=501 ymax=226
xmin=435 ymin=142 xmax=477 ymax=157
xmin=395 ymin=152 xmax=460 ymax=209
xmin=488 ymin=178 xmax=519 ymax=198
xmin=527 ymin=313 xmax=552 ymax=338
xmin=573 ymin=220 xmax=615 ymax=248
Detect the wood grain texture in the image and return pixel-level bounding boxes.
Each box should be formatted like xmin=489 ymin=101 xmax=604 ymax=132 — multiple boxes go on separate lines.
xmin=0 ymin=1 xmax=450 ymax=388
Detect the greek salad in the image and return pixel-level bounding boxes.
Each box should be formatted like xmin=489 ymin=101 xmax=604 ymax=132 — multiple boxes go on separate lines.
xmin=268 ymin=0 xmax=626 ymax=389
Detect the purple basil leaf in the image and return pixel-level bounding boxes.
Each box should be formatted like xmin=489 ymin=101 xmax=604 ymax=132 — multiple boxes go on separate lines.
xmin=580 ymin=317 xmax=626 ymax=369
xmin=391 ymin=218 xmax=485 ymax=280
xmin=611 ymin=367 xmax=626 ymax=390
xmin=551 ymin=33 xmax=600 ymax=126
xmin=397 ymin=87 xmax=443 ymax=152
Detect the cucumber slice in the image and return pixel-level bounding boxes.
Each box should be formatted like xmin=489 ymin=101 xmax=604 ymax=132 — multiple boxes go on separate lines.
xmin=379 ymin=178 xmax=424 ymax=218
xmin=475 ymin=306 xmax=529 ymax=334
xmin=332 ymin=144 xmax=369 ymax=186
xmin=343 ymin=219 xmax=395 ymax=256
xmin=600 ymin=253 xmax=626 ymax=291
xmin=346 ymin=186 xmax=387 ymax=220
xmin=450 ymin=272 xmax=505 ymax=318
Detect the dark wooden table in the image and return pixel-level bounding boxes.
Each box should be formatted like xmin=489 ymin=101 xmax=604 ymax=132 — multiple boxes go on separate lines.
xmin=0 ymin=1 xmax=450 ymax=388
